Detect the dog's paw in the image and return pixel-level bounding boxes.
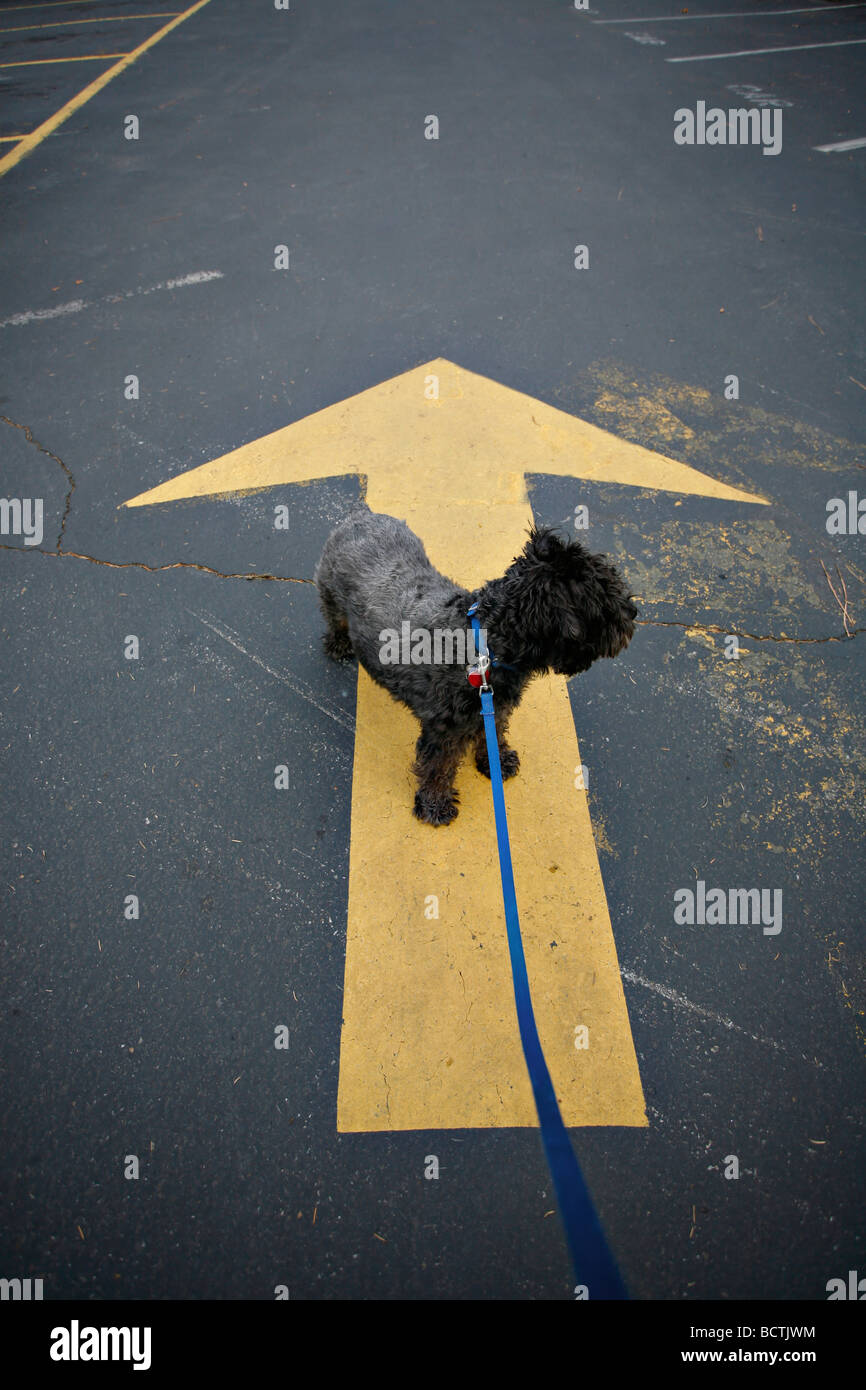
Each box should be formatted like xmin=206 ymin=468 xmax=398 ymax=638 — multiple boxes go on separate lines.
xmin=322 ymin=629 xmax=355 ymax=663
xmin=475 ymin=745 xmax=520 ymax=780
xmin=413 ymin=789 xmax=460 ymax=826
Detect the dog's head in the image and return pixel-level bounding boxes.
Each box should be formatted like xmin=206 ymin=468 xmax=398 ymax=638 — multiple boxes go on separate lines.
xmin=494 ymin=527 xmax=637 ymax=676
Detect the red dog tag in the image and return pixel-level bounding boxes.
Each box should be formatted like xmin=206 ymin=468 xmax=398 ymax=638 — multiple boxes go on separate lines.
xmin=467 ymin=654 xmax=491 ymax=689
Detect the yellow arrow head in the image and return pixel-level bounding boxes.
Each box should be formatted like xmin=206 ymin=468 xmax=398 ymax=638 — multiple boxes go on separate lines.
xmin=122 ymin=358 xmax=766 ymax=581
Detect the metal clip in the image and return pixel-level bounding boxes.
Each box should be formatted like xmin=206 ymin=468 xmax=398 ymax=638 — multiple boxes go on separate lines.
xmin=467 ymin=652 xmax=491 ymax=690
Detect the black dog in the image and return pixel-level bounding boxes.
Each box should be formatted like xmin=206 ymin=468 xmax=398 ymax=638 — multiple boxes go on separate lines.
xmin=315 ymin=505 xmax=637 ymax=826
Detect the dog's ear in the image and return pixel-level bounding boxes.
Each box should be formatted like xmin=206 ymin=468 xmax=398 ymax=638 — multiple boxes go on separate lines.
xmin=524 ymin=527 xmax=558 ymax=564
xmin=522 ymin=522 xmax=589 ymax=572
xmin=523 ymin=526 xmax=578 ymax=569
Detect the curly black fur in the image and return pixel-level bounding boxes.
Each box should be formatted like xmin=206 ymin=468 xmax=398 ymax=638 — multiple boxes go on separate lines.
xmin=315 ymin=504 xmax=637 ymax=826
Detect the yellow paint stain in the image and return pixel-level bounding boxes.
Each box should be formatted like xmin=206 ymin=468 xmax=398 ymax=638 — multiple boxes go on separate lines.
xmin=594 ymin=391 xmax=696 ymax=445
xmin=590 ymin=808 xmax=618 ymax=858
xmin=583 ymin=359 xmax=863 ymax=481
xmin=762 ymin=716 xmax=812 ymax=746
xmin=123 ymin=359 xmax=767 ymax=1132
xmin=685 ymin=627 xmax=717 ymax=650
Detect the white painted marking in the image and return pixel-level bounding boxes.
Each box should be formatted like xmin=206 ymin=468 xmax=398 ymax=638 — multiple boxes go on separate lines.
xmin=622 ymin=968 xmax=829 ymax=1069
xmin=0 ymin=298 xmax=87 ymax=326
xmin=726 ymin=84 xmax=792 ymax=107
xmin=813 ymin=135 xmax=866 ymax=152
xmin=190 ymin=611 xmax=356 ymax=735
xmin=621 ymin=969 xmax=784 ymax=1051
xmin=595 ymin=4 xmax=865 ymax=22
xmin=0 ymin=269 xmax=223 ymax=328
xmin=624 ymin=30 xmax=667 ymax=44
xmin=162 ymin=271 xmax=222 ymax=291
xmin=667 ymin=36 xmax=866 ymax=61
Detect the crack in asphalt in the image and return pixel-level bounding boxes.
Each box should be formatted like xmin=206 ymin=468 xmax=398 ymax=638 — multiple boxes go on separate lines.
xmin=635 ymin=617 xmax=862 ymax=644
xmin=0 ymin=542 xmax=859 ymax=642
xmin=0 ymin=414 xmax=75 ymax=550
xmin=0 ymin=542 xmax=313 ymax=584
xmin=0 ymin=422 xmax=857 ymax=645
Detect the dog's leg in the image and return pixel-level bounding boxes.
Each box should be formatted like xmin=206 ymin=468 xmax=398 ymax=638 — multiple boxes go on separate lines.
xmin=412 ymin=725 xmax=467 ymax=826
xmin=318 ymin=583 xmax=355 ymax=663
xmin=474 ymin=708 xmax=520 ymax=780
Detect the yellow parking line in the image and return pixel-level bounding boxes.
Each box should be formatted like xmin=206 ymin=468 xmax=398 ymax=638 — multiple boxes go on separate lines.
xmin=0 ymin=1 xmax=110 ymax=12
xmin=0 ymin=14 xmax=181 ymax=33
xmin=0 ymin=135 xmax=28 ymax=142
xmin=0 ymin=0 xmax=213 ymax=178
xmin=0 ymin=55 xmax=129 ymax=67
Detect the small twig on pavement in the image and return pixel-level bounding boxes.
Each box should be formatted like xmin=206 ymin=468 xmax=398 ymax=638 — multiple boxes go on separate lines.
xmin=820 ymin=560 xmax=854 ymax=637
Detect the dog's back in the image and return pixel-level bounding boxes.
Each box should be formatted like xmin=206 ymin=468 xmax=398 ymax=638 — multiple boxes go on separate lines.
xmin=315 ymin=506 xmax=458 ymax=634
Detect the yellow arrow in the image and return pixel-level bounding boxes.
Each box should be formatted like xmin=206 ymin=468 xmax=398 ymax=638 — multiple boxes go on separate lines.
xmin=125 ymin=359 xmax=766 ymax=1132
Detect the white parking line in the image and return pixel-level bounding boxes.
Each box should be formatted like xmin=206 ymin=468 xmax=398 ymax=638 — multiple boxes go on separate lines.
xmin=667 ymin=36 xmax=866 ymax=61
xmin=813 ymin=135 xmax=866 ymax=152
xmin=594 ymin=3 xmax=864 ymax=20
xmin=0 ymin=270 xmax=223 ymax=328
xmin=619 ymin=970 xmax=787 ymax=1054
xmin=190 ymin=611 xmax=357 ymax=734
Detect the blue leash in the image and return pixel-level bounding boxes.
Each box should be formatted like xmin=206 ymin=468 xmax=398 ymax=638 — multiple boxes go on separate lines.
xmin=468 ymin=605 xmax=628 ymax=1299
